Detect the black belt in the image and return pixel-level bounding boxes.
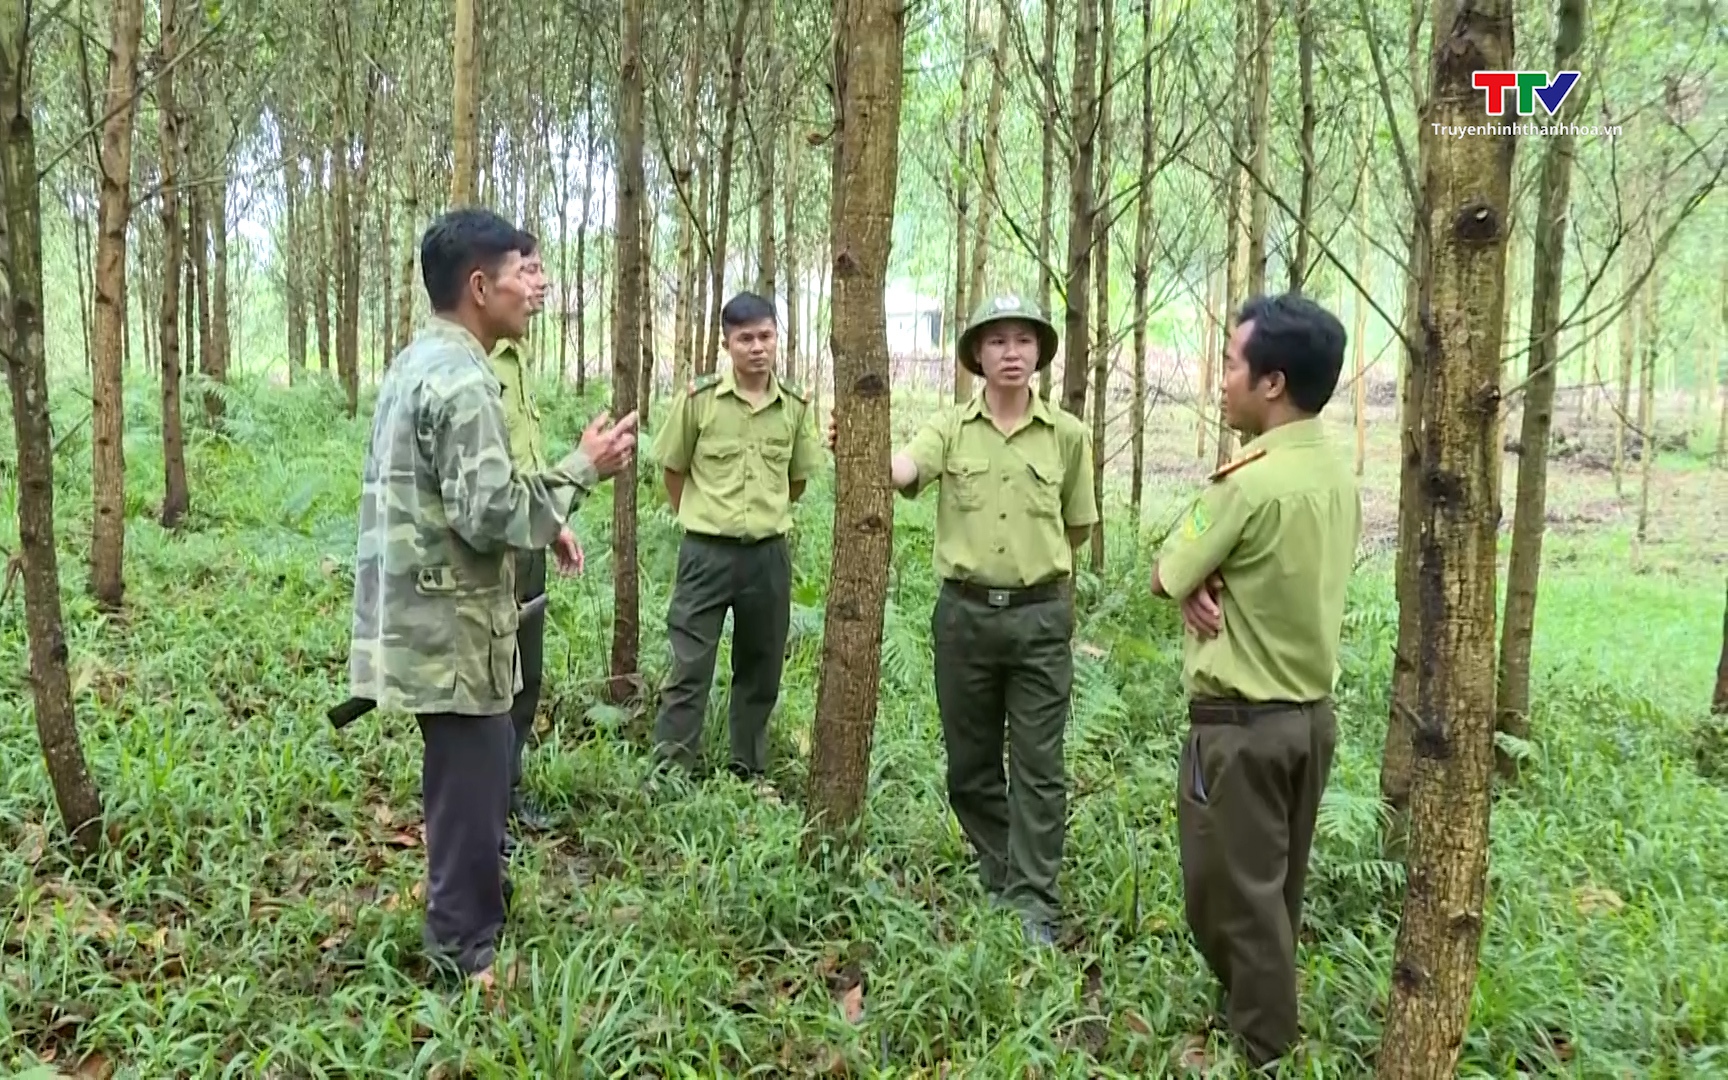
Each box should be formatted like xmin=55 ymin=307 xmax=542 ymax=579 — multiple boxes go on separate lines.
xmin=943 ymin=577 xmax=1068 ymax=608
xmin=1188 ymin=697 xmax=1327 ymax=725
xmin=686 ymin=531 xmax=784 ymax=547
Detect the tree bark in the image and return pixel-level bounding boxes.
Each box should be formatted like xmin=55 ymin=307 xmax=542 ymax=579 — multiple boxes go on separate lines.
xmin=609 ymin=0 xmax=647 ymax=702
xmin=805 ymin=0 xmax=904 ymax=845
xmin=1129 ymin=0 xmax=1155 ymax=527
xmin=450 ymin=0 xmax=479 ymax=205
xmin=1496 ymin=0 xmax=1586 ymax=777
xmin=158 ymin=0 xmax=189 ymax=528
xmin=1087 ymin=0 xmax=1113 ymax=573
xmin=0 ymin=3 xmax=107 ymax=856
xmin=1035 ymin=0 xmax=1058 ymax=402
xmin=1289 ymin=0 xmax=1316 ymax=291
xmin=1713 ymin=580 xmax=1728 ymax=714
xmin=1376 ymin=0 xmax=1517 ymax=1073
xmin=702 ymin=0 xmax=754 ymax=374
xmin=89 ymin=0 xmax=143 ymax=613
xmin=949 ymin=0 xmax=978 ymax=403
xmin=283 ymin=148 xmax=308 ymax=380
xmin=1059 ymin=0 xmax=1097 ymax=420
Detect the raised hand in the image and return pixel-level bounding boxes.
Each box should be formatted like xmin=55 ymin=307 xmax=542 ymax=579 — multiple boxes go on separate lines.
xmin=1180 ymin=572 xmax=1225 ymax=638
xmin=825 ymin=412 xmax=837 ymax=452
xmin=579 ymin=410 xmax=639 ymax=479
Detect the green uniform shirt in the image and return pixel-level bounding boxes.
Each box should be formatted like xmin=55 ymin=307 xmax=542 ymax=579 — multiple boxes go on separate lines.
xmin=904 ymin=390 xmax=1098 ymax=588
xmin=488 ymin=339 xmax=547 ymax=474
xmin=651 ymin=368 xmax=823 ymax=540
xmin=1156 ymin=417 xmax=1362 ymax=703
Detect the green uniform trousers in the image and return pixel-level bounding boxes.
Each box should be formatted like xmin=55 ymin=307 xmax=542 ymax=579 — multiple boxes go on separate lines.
xmin=1177 ymin=697 xmax=1337 ymax=1067
xmin=652 ymin=532 xmax=792 ymax=775
xmin=931 ymin=578 xmax=1074 ymax=926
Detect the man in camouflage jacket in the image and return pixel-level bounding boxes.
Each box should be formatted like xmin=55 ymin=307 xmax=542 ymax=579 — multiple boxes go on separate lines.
xmin=348 ymin=208 xmax=636 ymax=983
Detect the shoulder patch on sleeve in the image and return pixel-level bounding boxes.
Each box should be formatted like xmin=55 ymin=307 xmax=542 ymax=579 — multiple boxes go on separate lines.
xmin=1209 ymin=447 xmax=1267 ymax=482
xmin=1180 ymin=500 xmax=1213 ymax=540
xmin=779 ymin=378 xmax=808 ymax=403
xmin=688 ymin=373 xmax=721 ymax=396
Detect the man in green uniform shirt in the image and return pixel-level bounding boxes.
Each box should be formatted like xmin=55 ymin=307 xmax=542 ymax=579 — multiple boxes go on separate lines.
xmin=831 ymin=293 xmax=1097 ymax=944
xmin=650 ymin=292 xmax=823 ymax=781
xmin=488 ymin=231 xmax=583 ymax=838
xmin=1151 ymin=292 xmax=1360 ymax=1068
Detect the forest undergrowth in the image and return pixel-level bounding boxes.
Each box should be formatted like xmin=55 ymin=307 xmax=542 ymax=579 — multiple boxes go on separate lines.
xmin=2 ymin=376 xmax=1725 ymax=1077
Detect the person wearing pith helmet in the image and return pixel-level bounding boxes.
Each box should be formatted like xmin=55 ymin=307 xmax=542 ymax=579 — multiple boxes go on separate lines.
xmin=826 ymin=289 xmax=1096 ymax=946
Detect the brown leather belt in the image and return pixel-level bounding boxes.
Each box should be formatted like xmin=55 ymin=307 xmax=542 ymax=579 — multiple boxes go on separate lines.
xmin=943 ymin=577 xmax=1068 ymax=609
xmin=1188 ymin=697 xmax=1325 ymax=725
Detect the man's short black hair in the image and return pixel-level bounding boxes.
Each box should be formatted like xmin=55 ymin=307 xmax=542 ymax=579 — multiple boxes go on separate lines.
xmin=517 ymin=229 xmax=539 ymax=256
xmin=1233 ymin=292 xmax=1347 ymax=414
xmin=420 ymin=209 xmax=521 ymax=313
xmin=721 ymin=292 xmax=777 ymax=334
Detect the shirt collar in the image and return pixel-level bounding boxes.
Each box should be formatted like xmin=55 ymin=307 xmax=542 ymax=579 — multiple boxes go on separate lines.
xmin=1242 ymin=415 xmax=1326 ymax=455
xmin=424 ymin=315 xmax=489 ymax=361
xmin=962 ymin=387 xmax=1053 ymax=426
xmin=489 ymin=336 xmax=526 ymax=366
xmin=717 ymin=366 xmax=782 ymax=406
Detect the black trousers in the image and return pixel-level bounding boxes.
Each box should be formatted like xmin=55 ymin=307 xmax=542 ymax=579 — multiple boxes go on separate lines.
xmin=509 ymin=548 xmax=547 ymax=796
xmin=651 ymin=532 xmax=792 ymax=774
xmin=417 ymin=711 xmax=514 ymax=975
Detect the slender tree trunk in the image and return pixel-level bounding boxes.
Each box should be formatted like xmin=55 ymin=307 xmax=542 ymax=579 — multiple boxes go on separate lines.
xmin=1129 ymin=0 xmax=1155 ymax=528
xmin=1713 ymin=581 xmax=1728 ymax=714
xmin=1496 ymin=0 xmax=1586 ymax=777
xmin=1059 ymin=0 xmax=1098 ymax=419
xmin=283 ymin=150 xmax=308 ymax=380
xmin=577 ymin=64 xmax=594 ymax=391
xmin=0 ymin=8 xmax=107 ymax=855
xmin=314 ymin=150 xmax=332 ymax=374
xmin=1375 ymin=0 xmax=1517 ymax=1072
xmin=158 ymin=0 xmax=190 ymax=528
xmin=206 ymin=184 xmax=230 ymax=421
xmin=949 ymin=0 xmax=978 ymax=402
xmin=609 ymin=0 xmax=647 ymax=701
xmin=89 ymin=0 xmax=143 ymax=613
xmin=751 ymin=0 xmax=778 ymax=298
xmin=1612 ymin=257 xmax=1635 ymax=496
xmin=964 ymin=13 xmax=1010 ymax=392
xmin=703 ymin=0 xmax=754 ymax=374
xmin=783 ymin=131 xmax=800 ymax=384
xmin=1635 ymin=265 xmax=1660 ymax=548
xmin=450 ymin=0 xmax=479 ymax=205
xmin=1198 ymin=266 xmax=1218 ymax=459
xmin=1036 ymin=0 xmax=1058 ymax=402
xmin=1087 ymin=0 xmax=1113 ymax=573
xmin=805 ymin=0 xmax=904 ymax=844
xmin=1289 ymin=0 xmax=1315 ymax=291
xmin=672 ymin=0 xmax=704 ymax=386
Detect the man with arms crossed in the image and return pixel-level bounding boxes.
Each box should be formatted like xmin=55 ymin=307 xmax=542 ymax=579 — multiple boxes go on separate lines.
xmin=347 ymin=208 xmax=636 ymax=985
xmin=1150 ymin=292 xmax=1360 ymax=1068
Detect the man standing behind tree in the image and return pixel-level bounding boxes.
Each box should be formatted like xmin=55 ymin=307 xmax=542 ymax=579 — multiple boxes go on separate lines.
xmin=827 ymin=292 xmax=1097 ymax=946
xmin=347 ymin=208 xmax=636 ymax=986
xmin=1150 ymin=292 xmax=1360 ymax=1069
xmin=650 ymin=292 xmax=823 ymax=785
xmin=488 ymin=229 xmax=583 ymax=840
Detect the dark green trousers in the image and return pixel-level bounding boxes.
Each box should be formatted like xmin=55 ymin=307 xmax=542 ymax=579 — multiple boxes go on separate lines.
xmin=652 ymin=532 xmax=791 ymax=774
xmin=931 ymin=579 xmax=1074 ymax=926
xmin=509 ymin=548 xmax=547 ymax=795
xmin=1177 ymin=698 xmax=1337 ymax=1067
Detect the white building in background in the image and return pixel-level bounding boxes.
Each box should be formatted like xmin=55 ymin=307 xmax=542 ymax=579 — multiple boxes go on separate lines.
xmin=883 ymin=281 xmax=945 ymax=358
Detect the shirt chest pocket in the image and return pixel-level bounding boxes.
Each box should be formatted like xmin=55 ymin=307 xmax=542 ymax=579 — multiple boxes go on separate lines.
xmin=697 ymin=437 xmax=746 ymax=495
xmin=760 ymin=435 xmax=793 ymax=472
xmin=1021 ymin=456 xmax=1064 ymax=519
xmin=944 ymin=457 xmax=990 ymax=511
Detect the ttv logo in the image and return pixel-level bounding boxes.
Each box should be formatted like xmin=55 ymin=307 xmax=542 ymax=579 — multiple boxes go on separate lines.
xmin=1472 ymin=71 xmax=1581 ymax=116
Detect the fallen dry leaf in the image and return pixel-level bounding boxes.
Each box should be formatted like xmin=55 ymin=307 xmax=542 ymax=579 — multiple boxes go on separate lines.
xmin=67 ymin=1051 xmax=115 ymax=1080
xmin=384 ymin=830 xmax=421 ymax=849
xmin=837 ymin=982 xmax=864 ymax=1024
xmin=1575 ymin=885 xmax=1625 ymax=916
xmin=35 ymin=883 xmax=121 ymax=941
xmin=18 ymin=822 xmax=46 ymax=865
xmin=1123 ymin=1010 xmax=1153 ymax=1036
xmin=1077 ymin=642 xmax=1106 ymax=659
xmin=318 ymin=934 xmax=345 ymax=951
xmin=371 ymin=804 xmax=395 ymax=826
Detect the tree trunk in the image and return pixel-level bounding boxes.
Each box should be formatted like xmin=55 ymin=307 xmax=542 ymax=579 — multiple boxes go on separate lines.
xmin=783 ymin=130 xmax=800 ymax=384
xmin=1036 ymin=0 xmax=1058 ymax=402
xmin=949 ymin=0 xmax=978 ymax=402
xmin=1635 ymin=265 xmax=1659 ymax=549
xmin=1059 ymin=0 xmax=1098 ymax=420
xmin=1198 ymin=265 xmax=1218 ymax=460
xmin=314 ymin=150 xmax=332 ymax=374
xmin=283 ymin=150 xmax=308 ymax=380
xmin=805 ymin=0 xmax=904 ymax=845
xmin=702 ymin=0 xmax=754 ymax=374
xmin=158 ymin=0 xmax=190 ymax=528
xmin=89 ymin=0 xmax=143 ymax=613
xmin=1129 ymin=0 xmax=1155 ymax=528
xmin=1612 ymin=256 xmax=1635 ymax=496
xmin=1289 ymin=0 xmax=1315 ymax=291
xmin=206 ymin=182 xmax=230 ymax=422
xmin=1087 ymin=0 xmax=1113 ymax=573
xmin=450 ymin=0 xmax=479 ymax=205
xmin=964 ymin=14 xmax=1008 ymax=341
xmin=609 ymin=0 xmax=647 ymax=702
xmin=751 ymin=0 xmax=778 ymax=298
xmin=672 ymin=0 xmax=705 ymax=387
xmin=1375 ymin=0 xmax=1517 ymax=1073
xmin=0 ymin=6 xmax=107 ymax=856
xmin=1713 ymin=580 xmax=1728 ymax=714
xmin=577 ymin=61 xmax=594 ymax=391
xmin=1496 ymin=0 xmax=1586 ymax=777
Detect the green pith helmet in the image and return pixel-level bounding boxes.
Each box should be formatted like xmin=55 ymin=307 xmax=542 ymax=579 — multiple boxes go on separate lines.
xmin=956 ymin=292 xmax=1060 ymax=377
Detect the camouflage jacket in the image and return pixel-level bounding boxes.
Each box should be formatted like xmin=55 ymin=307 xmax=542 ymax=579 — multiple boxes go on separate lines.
xmin=347 ymin=317 xmax=598 ymax=716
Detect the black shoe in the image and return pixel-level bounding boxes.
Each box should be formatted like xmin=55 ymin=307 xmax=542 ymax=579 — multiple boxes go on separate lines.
xmin=1022 ymin=914 xmax=1058 ymax=947
xmin=726 ymin=762 xmax=763 ymax=783
xmin=510 ymin=793 xmax=552 ymax=832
